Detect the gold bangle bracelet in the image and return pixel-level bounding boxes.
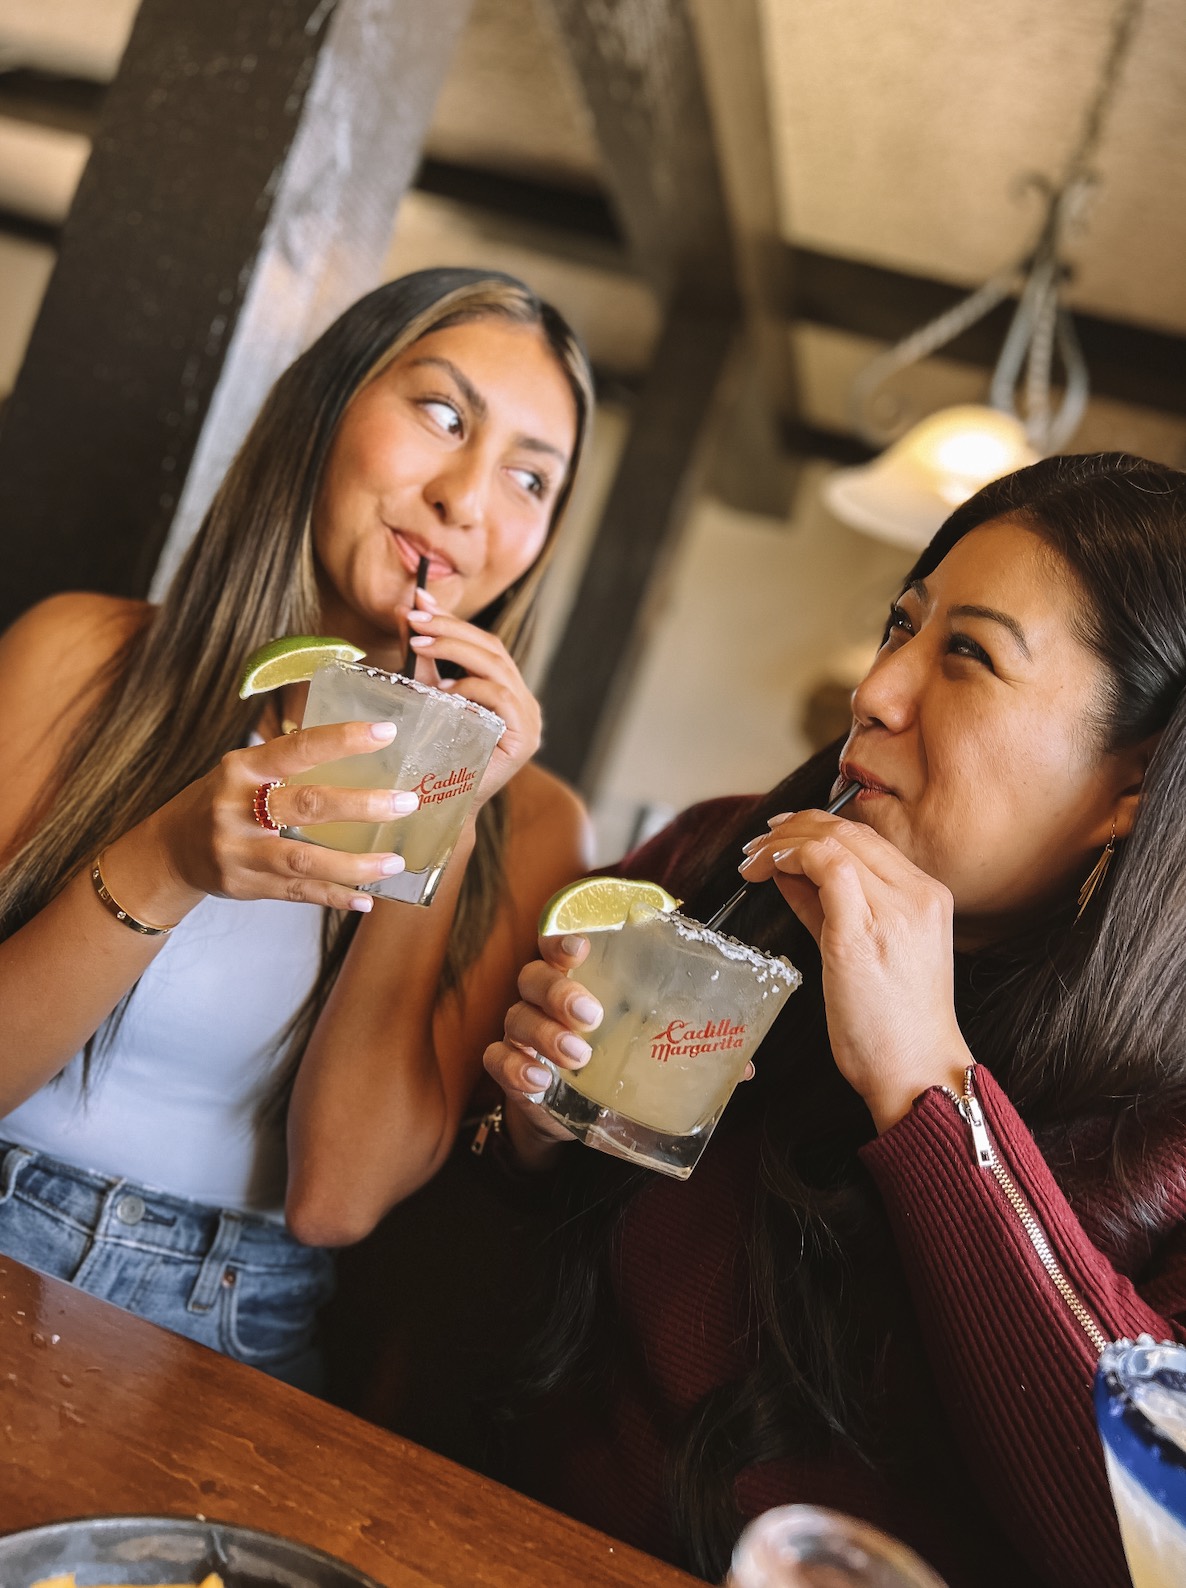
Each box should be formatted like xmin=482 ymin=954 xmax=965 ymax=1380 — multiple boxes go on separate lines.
xmin=90 ymin=852 xmax=177 ymax=937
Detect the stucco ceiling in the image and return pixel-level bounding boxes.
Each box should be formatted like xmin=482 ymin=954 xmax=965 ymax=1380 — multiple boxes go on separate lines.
xmin=416 ymin=0 xmax=1186 ymax=335
xmin=0 ymin=0 xmax=1183 ymax=457
xmin=414 ymin=0 xmax=1186 ymax=459
xmin=761 ymin=0 xmax=1186 ymax=334
xmin=425 ymin=0 xmax=602 ymax=187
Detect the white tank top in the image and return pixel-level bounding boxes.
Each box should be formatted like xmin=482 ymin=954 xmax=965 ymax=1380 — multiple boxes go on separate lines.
xmin=1 ymin=892 xmax=325 ymax=1218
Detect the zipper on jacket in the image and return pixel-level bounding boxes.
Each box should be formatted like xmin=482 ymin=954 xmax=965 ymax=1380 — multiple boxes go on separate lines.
xmin=470 ymin=1103 xmax=503 ymax=1156
xmin=941 ymin=1067 xmax=1109 ymax=1357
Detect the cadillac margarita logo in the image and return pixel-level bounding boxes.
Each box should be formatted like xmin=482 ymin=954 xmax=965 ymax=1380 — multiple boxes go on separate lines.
xmin=649 ymin=1017 xmax=747 ymax=1063
xmin=414 ymin=766 xmax=477 ymax=806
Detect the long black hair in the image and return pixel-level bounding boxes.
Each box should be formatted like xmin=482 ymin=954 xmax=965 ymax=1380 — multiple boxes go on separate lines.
xmin=520 ymin=453 xmax=1186 ymax=1579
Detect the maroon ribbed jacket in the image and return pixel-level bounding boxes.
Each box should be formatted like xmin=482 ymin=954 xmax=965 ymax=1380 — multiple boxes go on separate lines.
xmin=521 ymin=796 xmax=1186 ymax=1588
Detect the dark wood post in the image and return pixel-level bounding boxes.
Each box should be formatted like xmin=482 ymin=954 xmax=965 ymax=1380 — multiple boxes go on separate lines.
xmin=535 ymin=0 xmax=748 ymax=791
xmin=539 ymin=0 xmax=737 ymax=303
xmin=540 ymin=295 xmax=735 ymax=789
xmin=0 ymin=0 xmax=472 ymax=626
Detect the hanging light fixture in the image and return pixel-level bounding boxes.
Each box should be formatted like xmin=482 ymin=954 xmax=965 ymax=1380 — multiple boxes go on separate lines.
xmin=825 ymin=405 xmax=1038 ymax=551
xmin=822 ymin=0 xmax=1145 ymax=549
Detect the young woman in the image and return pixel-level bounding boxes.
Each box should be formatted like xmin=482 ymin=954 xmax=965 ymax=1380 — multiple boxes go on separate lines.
xmin=0 ymin=267 xmax=593 ymax=1387
xmin=485 ymin=454 xmax=1186 ymax=1588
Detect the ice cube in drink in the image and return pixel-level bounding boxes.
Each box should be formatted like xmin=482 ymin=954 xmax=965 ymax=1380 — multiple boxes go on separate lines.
xmin=284 ymin=661 xmax=504 ymax=906
xmin=542 ymin=906 xmax=800 ymax=1177
xmin=1096 ymin=1337 xmax=1186 ymax=1587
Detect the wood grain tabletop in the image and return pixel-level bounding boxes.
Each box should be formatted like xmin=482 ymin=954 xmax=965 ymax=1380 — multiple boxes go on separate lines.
xmin=0 ymin=1256 xmax=697 ymax=1587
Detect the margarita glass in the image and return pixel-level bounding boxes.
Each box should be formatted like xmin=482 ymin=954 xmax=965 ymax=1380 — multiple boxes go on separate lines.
xmin=284 ymin=660 xmax=504 ymax=906
xmin=540 ymin=904 xmax=800 ymax=1177
xmin=727 ymin=1505 xmax=948 ymax=1586
xmin=1096 ymin=1337 xmax=1186 ymax=1587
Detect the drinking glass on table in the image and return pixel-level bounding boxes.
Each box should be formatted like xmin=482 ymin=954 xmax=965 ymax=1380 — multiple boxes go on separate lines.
xmin=726 ymin=1506 xmax=948 ymax=1587
xmin=540 ymin=903 xmax=799 ymax=1178
xmin=1095 ymin=1337 xmax=1186 ymax=1587
xmin=284 ymin=660 xmax=504 ymax=907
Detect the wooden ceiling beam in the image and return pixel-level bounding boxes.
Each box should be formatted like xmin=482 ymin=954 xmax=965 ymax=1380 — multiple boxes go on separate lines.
xmin=0 ymin=0 xmax=473 ymax=625
xmin=532 ymin=0 xmax=756 ymax=793
xmin=415 ymin=157 xmax=621 ymax=245
xmin=538 ymin=294 xmax=736 ymax=791
xmin=0 ymin=69 xmax=105 ymax=138
xmin=788 ymin=245 xmax=1186 ymax=420
xmin=537 ymin=0 xmax=738 ymax=307
xmin=684 ymin=0 xmax=799 ymax=502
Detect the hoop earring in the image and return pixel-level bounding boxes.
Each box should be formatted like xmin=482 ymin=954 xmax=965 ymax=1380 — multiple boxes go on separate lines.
xmin=1076 ymin=819 xmax=1117 ymax=921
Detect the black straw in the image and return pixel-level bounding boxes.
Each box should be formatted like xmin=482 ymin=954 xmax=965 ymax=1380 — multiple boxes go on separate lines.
xmin=703 ymin=780 xmax=861 ymax=933
xmin=403 ymin=554 xmax=430 ymax=678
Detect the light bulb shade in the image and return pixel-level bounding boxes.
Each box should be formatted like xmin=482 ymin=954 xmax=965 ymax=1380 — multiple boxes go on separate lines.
xmin=822 ymin=405 xmax=1039 ymax=551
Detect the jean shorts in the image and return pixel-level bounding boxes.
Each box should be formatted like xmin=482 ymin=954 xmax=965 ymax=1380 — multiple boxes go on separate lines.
xmin=0 ymin=1141 xmax=335 ymax=1392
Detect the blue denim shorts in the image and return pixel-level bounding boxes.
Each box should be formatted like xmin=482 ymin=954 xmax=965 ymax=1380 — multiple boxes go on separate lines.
xmin=0 ymin=1141 xmax=335 ymax=1392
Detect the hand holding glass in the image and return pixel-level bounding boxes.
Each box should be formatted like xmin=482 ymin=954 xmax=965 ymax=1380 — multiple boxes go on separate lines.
xmin=284 ymin=661 xmax=504 ymax=907
xmin=540 ymin=902 xmax=799 ymax=1178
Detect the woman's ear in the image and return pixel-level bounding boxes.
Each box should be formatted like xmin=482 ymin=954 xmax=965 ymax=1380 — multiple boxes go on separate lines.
xmin=1113 ymin=787 xmax=1141 ymax=842
xmin=1112 ymin=732 xmax=1160 ymax=841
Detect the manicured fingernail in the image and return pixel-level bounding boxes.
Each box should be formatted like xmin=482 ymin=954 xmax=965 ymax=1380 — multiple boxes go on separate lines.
xmin=349 ymin=895 xmax=373 ymax=913
xmin=417 ymin=586 xmax=441 ymax=608
xmin=741 ymin=837 xmax=762 ymax=854
xmin=370 ymin=721 xmax=397 ymax=740
xmin=560 ymin=934 xmax=586 ymax=956
xmin=390 ymin=791 xmax=419 ymax=813
xmin=767 ymin=812 xmax=792 ymax=827
xmin=771 ymin=847 xmax=794 ymax=863
xmin=570 ymin=995 xmax=602 ymax=1027
xmin=524 ymin=1064 xmax=552 ymax=1089
xmin=739 ymin=853 xmax=760 ymax=874
xmin=558 ymin=1034 xmax=591 ymax=1064
xmin=379 ymin=855 xmax=405 ymax=875
xmin=408 ymin=635 xmax=434 ymax=648
xmin=409 ymin=609 xmax=434 ymax=623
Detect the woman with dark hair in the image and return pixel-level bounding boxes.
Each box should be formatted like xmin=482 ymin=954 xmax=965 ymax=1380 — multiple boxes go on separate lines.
xmin=0 ymin=267 xmax=593 ymax=1386
xmin=484 ymin=453 xmax=1186 ymax=1588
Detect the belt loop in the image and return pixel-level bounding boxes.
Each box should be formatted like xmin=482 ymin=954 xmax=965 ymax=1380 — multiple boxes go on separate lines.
xmin=188 ymin=1209 xmax=244 ymax=1314
xmin=0 ymin=1144 xmax=34 ymax=1204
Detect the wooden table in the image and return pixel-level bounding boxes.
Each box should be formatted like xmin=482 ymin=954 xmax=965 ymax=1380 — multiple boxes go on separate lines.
xmin=0 ymin=1256 xmax=695 ymax=1586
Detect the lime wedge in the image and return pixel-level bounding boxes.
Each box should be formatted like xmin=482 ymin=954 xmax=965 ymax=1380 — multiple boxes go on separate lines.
xmin=538 ymin=876 xmax=680 ymax=937
xmin=237 ymin=636 xmax=365 ymax=699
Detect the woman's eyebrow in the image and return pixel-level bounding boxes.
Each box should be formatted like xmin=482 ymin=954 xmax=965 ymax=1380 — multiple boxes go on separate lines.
xmin=904 ymin=578 xmax=1031 ymax=658
xmin=407 ymin=356 xmax=487 ymax=419
xmin=949 ymin=603 xmax=1032 ymax=659
xmin=407 ymin=356 xmax=569 ymax=465
xmin=513 ymin=434 xmax=570 ymax=465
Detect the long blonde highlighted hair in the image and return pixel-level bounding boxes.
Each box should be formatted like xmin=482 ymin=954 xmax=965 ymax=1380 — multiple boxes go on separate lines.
xmin=1 ymin=268 xmax=594 ymax=1080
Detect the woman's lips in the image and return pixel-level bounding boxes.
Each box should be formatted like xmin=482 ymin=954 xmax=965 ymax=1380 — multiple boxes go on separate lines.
xmin=388 ymin=529 xmax=458 ymax=582
xmin=839 ymin=762 xmax=895 ymax=798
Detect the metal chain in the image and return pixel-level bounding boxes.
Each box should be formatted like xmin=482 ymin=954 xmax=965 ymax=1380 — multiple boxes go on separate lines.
xmin=1063 ymin=0 xmax=1146 ymax=188
xmin=849 ymin=268 xmax=1018 ymax=442
xmin=849 ymin=0 xmax=1145 ymax=452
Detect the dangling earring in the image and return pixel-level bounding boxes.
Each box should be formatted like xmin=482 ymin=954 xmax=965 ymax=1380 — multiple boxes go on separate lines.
xmin=1076 ymin=819 xmax=1117 ymax=921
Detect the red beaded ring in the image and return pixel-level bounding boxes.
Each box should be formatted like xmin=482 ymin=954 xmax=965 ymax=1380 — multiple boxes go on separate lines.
xmin=252 ymin=779 xmax=284 ymax=833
